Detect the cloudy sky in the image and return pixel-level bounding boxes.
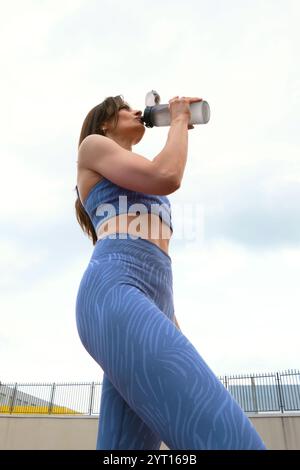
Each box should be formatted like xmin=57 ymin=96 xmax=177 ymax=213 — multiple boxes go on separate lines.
xmin=1 ymin=0 xmax=299 ymax=384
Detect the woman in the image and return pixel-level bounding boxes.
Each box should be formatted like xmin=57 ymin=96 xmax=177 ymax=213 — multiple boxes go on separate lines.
xmin=75 ymin=95 xmax=266 ymax=450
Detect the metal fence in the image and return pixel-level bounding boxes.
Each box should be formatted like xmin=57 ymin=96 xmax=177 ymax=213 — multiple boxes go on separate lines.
xmin=1 ymin=369 xmax=299 ymax=415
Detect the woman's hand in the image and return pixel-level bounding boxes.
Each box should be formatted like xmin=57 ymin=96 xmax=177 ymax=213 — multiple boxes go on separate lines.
xmin=168 ymin=96 xmax=202 ymax=130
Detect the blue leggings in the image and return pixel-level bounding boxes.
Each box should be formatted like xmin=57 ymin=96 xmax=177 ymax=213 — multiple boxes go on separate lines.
xmin=75 ymin=233 xmax=266 ymax=450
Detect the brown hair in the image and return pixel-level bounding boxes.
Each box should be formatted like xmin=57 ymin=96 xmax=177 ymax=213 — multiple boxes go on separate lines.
xmin=74 ymin=95 xmax=130 ymax=245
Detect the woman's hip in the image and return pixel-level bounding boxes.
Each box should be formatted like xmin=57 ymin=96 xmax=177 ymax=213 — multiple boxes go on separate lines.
xmin=76 ymin=233 xmax=174 ymax=320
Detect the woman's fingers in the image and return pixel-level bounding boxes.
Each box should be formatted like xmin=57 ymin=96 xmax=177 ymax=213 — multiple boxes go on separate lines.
xmin=170 ymin=96 xmax=203 ymax=102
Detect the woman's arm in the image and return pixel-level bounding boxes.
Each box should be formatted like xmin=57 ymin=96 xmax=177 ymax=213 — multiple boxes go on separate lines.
xmin=174 ymin=314 xmax=181 ymax=332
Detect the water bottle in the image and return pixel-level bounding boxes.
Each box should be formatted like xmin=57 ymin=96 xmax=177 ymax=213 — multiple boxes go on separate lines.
xmin=141 ymin=90 xmax=210 ymax=128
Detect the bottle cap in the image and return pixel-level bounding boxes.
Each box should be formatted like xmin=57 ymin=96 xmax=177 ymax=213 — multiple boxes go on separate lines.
xmin=145 ymin=90 xmax=161 ymax=106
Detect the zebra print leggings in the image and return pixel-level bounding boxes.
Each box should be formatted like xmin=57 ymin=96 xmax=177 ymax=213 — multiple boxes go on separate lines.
xmin=75 ymin=233 xmax=266 ymax=450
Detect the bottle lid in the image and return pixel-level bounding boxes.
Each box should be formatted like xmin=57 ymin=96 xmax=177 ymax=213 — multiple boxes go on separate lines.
xmin=142 ymin=90 xmax=161 ymax=127
xmin=145 ymin=90 xmax=161 ymax=106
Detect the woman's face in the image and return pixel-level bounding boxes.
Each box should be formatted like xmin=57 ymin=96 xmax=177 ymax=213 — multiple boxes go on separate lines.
xmin=105 ymin=104 xmax=145 ymax=146
xmin=118 ymin=104 xmax=145 ymax=136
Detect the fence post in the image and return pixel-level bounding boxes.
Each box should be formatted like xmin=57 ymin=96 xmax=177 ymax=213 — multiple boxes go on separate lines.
xmin=9 ymin=383 xmax=18 ymax=414
xmin=251 ymin=376 xmax=258 ymax=413
xmin=89 ymin=382 xmax=95 ymax=416
xmin=224 ymin=376 xmax=228 ymax=390
xmin=48 ymin=383 xmax=56 ymax=414
xmin=276 ymin=373 xmax=284 ymax=413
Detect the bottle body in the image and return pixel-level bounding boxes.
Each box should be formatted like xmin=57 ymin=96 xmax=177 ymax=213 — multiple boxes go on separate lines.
xmin=142 ymin=100 xmax=210 ymax=128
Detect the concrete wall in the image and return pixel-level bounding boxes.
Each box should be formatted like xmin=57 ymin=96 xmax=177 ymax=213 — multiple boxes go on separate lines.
xmin=0 ymin=414 xmax=300 ymax=450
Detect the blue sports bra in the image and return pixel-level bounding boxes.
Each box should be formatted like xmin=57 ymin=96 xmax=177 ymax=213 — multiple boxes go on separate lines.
xmin=77 ymin=177 xmax=173 ymax=235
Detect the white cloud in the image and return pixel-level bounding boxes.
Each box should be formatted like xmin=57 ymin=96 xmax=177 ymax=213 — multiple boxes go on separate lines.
xmin=0 ymin=239 xmax=47 ymax=289
xmin=0 ymin=150 xmax=73 ymax=223
xmin=171 ymin=239 xmax=300 ymax=375
xmin=0 ymin=253 xmax=100 ymax=382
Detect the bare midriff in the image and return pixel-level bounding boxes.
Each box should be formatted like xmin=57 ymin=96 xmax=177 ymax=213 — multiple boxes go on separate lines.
xmin=97 ymin=212 xmax=172 ymax=256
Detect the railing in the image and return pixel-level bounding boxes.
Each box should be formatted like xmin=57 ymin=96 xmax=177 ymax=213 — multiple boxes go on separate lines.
xmin=1 ymin=370 xmax=299 ymax=415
